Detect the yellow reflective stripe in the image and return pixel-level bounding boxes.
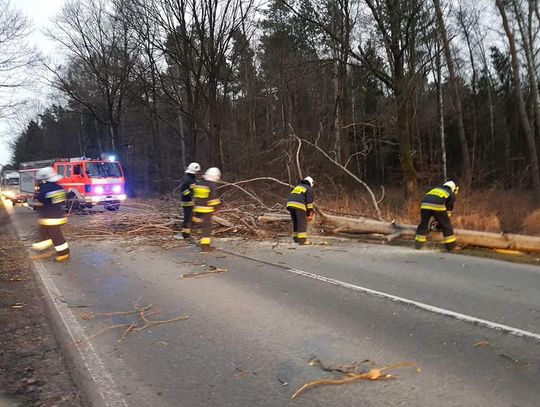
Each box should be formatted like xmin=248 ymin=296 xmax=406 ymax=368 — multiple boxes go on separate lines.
xmin=306 ymin=203 xmax=314 ymax=209
xmin=181 ymin=202 xmax=195 ymax=207
xmin=181 ymin=228 xmax=191 ymax=233
xmin=201 ymin=237 xmax=211 ymax=245
xmin=207 ymin=198 xmax=221 ymax=206
xmin=182 ymin=189 xmax=191 ymax=196
xmin=194 ymin=206 xmax=214 ymax=213
xmin=287 ymin=202 xmax=306 ymax=211
xmin=427 ymin=188 xmax=450 ymax=199
xmin=32 ymin=239 xmax=53 ymax=251
xmin=45 ymin=190 xmax=66 ymax=198
xmin=193 ymin=185 xmax=210 ymax=198
xmin=291 ymin=186 xmax=307 ymax=194
xmin=55 ymin=254 xmax=70 ymax=262
xmin=415 ymin=235 xmax=427 ymax=242
xmin=38 ymin=217 xmax=67 ymax=226
xmin=192 ymin=216 xmax=202 ymax=223
xmin=420 ymin=203 xmax=447 ymax=211
xmin=442 ymin=235 xmax=456 ymax=243
xmin=292 ymin=232 xmax=298 ymax=237
xmin=55 ymin=242 xmax=69 ymax=252
xmin=297 ymin=232 xmax=307 ymax=238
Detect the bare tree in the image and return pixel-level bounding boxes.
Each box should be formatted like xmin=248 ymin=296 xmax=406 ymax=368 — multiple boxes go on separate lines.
xmin=496 ymin=0 xmax=540 ymax=199
xmin=433 ymin=0 xmax=471 ymax=182
xmin=0 ymin=0 xmax=37 ymax=117
xmin=46 ymin=0 xmax=140 ymax=153
xmin=124 ymin=0 xmax=257 ymax=169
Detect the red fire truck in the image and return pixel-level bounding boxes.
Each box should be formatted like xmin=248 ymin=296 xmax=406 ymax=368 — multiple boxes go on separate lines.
xmin=20 ymin=157 xmax=126 ymax=211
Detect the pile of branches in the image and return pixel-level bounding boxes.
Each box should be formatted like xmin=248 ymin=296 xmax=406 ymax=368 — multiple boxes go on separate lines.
xmin=64 ymin=195 xmax=290 ymax=243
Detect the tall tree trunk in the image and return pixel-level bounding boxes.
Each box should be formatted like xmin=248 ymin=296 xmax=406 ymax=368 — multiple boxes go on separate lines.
xmin=433 ymin=0 xmax=471 ymax=182
xmin=436 ymin=46 xmax=447 ymax=181
xmin=512 ymin=0 xmax=540 ymax=140
xmin=395 ymin=66 xmax=418 ymax=197
xmin=496 ymin=0 xmax=540 ymax=200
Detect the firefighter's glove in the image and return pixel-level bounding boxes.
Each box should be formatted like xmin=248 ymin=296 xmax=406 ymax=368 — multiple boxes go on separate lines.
xmin=192 ymin=216 xmax=202 ymax=224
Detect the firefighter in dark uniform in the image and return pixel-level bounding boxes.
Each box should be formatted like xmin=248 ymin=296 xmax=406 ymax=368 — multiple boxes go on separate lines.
xmin=286 ymin=176 xmax=315 ymax=245
xmin=179 ymin=162 xmax=201 ymax=239
xmin=415 ymin=180 xmax=459 ymax=252
xmin=30 ymin=167 xmax=70 ymax=262
xmin=193 ymin=167 xmax=221 ymax=252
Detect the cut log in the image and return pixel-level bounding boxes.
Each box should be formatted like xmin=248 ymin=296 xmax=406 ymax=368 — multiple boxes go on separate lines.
xmin=258 ymin=213 xmax=291 ymax=223
xmin=317 ymin=210 xmax=540 ymax=252
xmin=213 ymin=216 xmax=235 ymax=228
xmin=257 ymin=210 xmax=540 ymax=252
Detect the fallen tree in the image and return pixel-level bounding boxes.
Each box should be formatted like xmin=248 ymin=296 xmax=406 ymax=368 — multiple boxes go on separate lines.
xmin=259 ymin=210 xmax=540 ymax=252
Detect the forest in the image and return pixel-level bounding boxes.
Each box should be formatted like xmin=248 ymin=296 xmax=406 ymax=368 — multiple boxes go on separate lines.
xmin=6 ymin=0 xmax=540 ymax=206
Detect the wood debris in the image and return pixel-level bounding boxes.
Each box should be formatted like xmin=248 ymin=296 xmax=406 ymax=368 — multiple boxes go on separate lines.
xmin=292 ymin=358 xmax=419 ymax=400
xmin=76 ymin=304 xmax=189 ymax=344
xmin=179 ymin=265 xmax=228 ymax=279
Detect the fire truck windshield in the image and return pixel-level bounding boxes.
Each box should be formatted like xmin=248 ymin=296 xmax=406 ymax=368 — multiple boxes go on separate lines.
xmin=5 ymin=178 xmax=19 ymax=186
xmin=85 ymin=162 xmax=122 ymax=178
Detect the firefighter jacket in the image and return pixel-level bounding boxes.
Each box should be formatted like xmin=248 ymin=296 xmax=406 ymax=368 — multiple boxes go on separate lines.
xmin=193 ymin=179 xmax=221 ymax=214
xmin=420 ymin=185 xmax=455 ymax=214
xmin=180 ymin=173 xmax=196 ymax=207
xmin=36 ymin=181 xmax=67 ymax=225
xmin=286 ymin=181 xmax=314 ymax=213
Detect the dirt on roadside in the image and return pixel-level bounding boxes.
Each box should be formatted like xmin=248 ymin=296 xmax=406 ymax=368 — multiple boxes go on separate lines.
xmin=0 ymin=208 xmax=82 ymax=406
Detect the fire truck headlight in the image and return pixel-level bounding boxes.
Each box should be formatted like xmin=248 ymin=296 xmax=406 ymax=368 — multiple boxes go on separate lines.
xmin=94 ymin=186 xmax=105 ymax=195
xmin=112 ymin=185 xmax=122 ymax=194
xmin=108 ymin=155 xmax=116 ymax=162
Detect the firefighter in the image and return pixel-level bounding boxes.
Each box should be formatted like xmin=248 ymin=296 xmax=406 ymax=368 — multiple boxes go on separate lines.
xmin=193 ymin=167 xmax=221 ymax=252
xmin=30 ymin=167 xmax=70 ymax=262
xmin=415 ymin=180 xmax=459 ymax=252
xmin=286 ymin=176 xmax=315 ymax=245
xmin=179 ymin=162 xmax=201 ymax=239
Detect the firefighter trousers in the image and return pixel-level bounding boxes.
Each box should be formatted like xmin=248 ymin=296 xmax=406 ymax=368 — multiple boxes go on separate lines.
xmin=182 ymin=206 xmax=193 ymax=238
xmin=415 ymin=209 xmax=456 ymax=251
xmin=197 ymin=212 xmax=213 ymax=247
xmin=288 ymin=208 xmax=307 ymax=244
xmin=34 ymin=224 xmax=70 ymax=257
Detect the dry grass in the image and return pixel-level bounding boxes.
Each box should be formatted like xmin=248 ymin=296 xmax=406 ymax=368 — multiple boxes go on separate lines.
xmin=317 ymin=187 xmax=537 ymax=235
xmin=524 ymin=209 xmax=540 ymax=235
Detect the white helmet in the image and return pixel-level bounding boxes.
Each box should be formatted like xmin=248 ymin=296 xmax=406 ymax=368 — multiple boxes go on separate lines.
xmin=203 ymin=167 xmax=221 ymax=182
xmin=303 ymin=176 xmax=314 ymax=187
xmin=185 ymin=162 xmax=201 ymax=174
xmin=443 ymin=180 xmax=457 ymax=193
xmin=36 ymin=167 xmax=62 ymax=182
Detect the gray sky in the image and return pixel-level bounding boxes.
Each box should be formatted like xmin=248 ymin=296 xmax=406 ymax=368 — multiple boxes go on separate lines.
xmin=0 ymin=0 xmax=65 ymax=166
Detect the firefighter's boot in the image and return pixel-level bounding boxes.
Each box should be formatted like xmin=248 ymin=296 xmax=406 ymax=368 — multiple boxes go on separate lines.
xmin=414 ymin=241 xmax=424 ymax=250
xmin=201 ymin=244 xmax=216 ymax=253
xmin=298 ymin=240 xmax=312 ymax=246
xmin=182 ymin=229 xmax=191 ymax=239
xmin=444 ymin=241 xmax=456 ymax=252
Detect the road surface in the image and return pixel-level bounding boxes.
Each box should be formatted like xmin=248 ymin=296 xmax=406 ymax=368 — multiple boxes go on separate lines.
xmin=9 ymin=206 xmax=540 ymax=407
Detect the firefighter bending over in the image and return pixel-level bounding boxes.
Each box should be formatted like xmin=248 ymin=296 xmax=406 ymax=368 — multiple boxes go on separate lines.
xmin=287 ymin=176 xmax=315 ymax=245
xmin=193 ymin=167 xmax=221 ymax=252
xmin=179 ymin=162 xmax=201 ymax=239
xmin=30 ymin=167 xmax=70 ymax=262
xmin=415 ymin=180 xmax=459 ymax=252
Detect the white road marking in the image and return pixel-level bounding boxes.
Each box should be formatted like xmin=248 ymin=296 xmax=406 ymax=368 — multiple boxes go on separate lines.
xmin=32 ymin=260 xmax=129 ymax=407
xmin=224 ymin=250 xmax=540 ymax=342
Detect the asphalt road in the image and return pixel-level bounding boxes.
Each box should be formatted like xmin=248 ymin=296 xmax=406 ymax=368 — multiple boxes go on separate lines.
xmin=9 ymin=206 xmax=540 ymax=407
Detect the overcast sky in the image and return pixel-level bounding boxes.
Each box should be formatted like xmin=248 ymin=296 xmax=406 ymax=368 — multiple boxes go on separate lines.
xmin=0 ymin=0 xmax=65 ymax=166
